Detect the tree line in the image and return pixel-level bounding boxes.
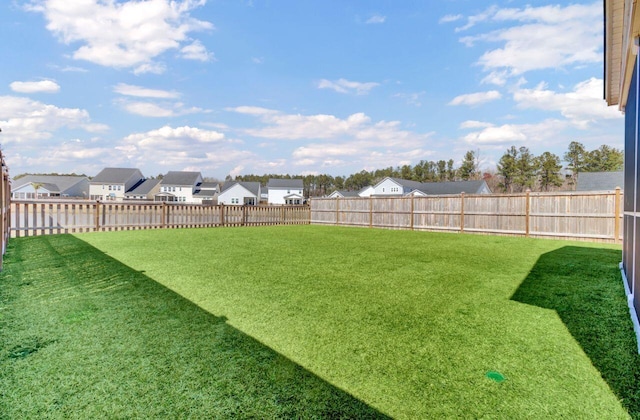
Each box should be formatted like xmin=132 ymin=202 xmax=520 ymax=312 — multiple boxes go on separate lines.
xmin=235 ymin=141 xmax=623 ymax=196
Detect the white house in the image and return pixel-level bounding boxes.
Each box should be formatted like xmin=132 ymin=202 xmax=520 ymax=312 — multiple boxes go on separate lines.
xmin=155 ymin=171 xmax=203 ymax=203
xmin=358 ymin=186 xmax=375 ymax=197
xmin=372 ymin=177 xmax=491 ymax=196
xmin=372 ymin=177 xmax=424 ymax=196
xmin=12 ymin=175 xmax=89 ymax=200
xmin=218 ymin=181 xmax=261 ymax=205
xmin=89 ymin=168 xmax=145 ymax=201
xmin=267 ymin=178 xmax=305 ymax=205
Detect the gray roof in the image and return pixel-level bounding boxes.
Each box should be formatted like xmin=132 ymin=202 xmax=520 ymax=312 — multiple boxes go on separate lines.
xmin=388 ymin=177 xmax=425 ymax=191
xmin=161 ymin=171 xmax=202 ymax=186
xmin=331 ymin=190 xmax=360 ymax=197
xmin=91 ymin=168 xmax=143 ymax=184
xmin=125 ymin=178 xmax=161 ymax=195
xmin=221 ymin=181 xmax=261 ymax=196
xmin=381 ymin=177 xmax=490 ymax=195
xmin=576 ymin=171 xmax=624 ymax=191
xmin=12 ymin=175 xmax=87 ymax=193
xmin=414 ymin=180 xmax=489 ymax=195
xmin=267 ymin=178 xmax=304 ymax=188
xmin=199 ymin=182 xmax=219 ymax=190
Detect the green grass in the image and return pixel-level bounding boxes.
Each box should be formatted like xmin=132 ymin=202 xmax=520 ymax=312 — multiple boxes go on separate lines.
xmin=2 ymin=226 xmax=639 ymax=418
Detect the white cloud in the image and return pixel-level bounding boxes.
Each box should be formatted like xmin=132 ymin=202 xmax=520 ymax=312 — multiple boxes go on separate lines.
xmin=457 ymin=3 xmax=602 ymax=76
xmin=461 ymin=119 xmax=568 ymax=146
xmin=114 ymin=83 xmax=180 ymax=99
xmin=480 ymin=71 xmax=508 ymax=86
xmin=449 ymin=90 xmax=501 ymax=106
xmin=227 ymin=106 xmax=279 ymax=116
xmin=455 ymin=5 xmax=498 ymax=32
xmin=10 ymin=80 xmax=60 ymax=93
xmin=27 ymin=0 xmax=213 ymax=72
xmin=180 ymin=40 xmax=215 ymax=61
xmin=366 ymin=14 xmax=386 ymax=24
xmin=133 ymin=62 xmax=167 ymax=75
xmin=0 ymin=95 xmax=107 ymax=143
xmin=121 ymin=102 xmax=175 ymax=118
xmin=513 ymin=78 xmax=623 ymax=128
xmin=393 ymin=91 xmax=425 ymax=107
xmin=119 ymin=125 xmax=254 ymax=171
xmin=439 ymin=14 xmax=462 ymax=24
xmin=124 ymin=126 xmax=224 ymax=146
xmin=120 ymin=101 xmax=206 ymax=117
xmin=459 ymin=120 xmax=494 ymax=129
xmin=317 ymin=78 xmax=379 ymax=95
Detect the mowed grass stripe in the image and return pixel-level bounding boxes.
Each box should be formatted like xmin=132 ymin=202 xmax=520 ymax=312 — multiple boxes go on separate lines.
xmin=0 ymin=233 xmax=387 ymax=419
xmin=76 ymin=225 xmax=639 ymax=418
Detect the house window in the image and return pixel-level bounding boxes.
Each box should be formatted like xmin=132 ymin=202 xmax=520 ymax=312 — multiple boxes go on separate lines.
xmin=382 ymin=188 xmax=385 ymax=192
xmin=108 ymin=185 xmax=112 ymax=190
xmin=287 ymin=190 xmax=290 ymax=194
xmin=231 ymin=198 xmax=239 ymax=204
xmin=391 ymin=187 xmax=399 ymax=193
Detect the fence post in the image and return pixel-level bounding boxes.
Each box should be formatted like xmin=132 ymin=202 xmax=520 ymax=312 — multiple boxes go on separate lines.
xmin=242 ymin=205 xmax=247 ymax=226
xmin=525 ymin=189 xmax=531 ymax=237
xmin=336 ymin=198 xmax=340 ymax=226
xmin=369 ymin=196 xmax=373 ymax=228
xmin=615 ymin=186 xmax=621 ymax=244
xmin=410 ymin=195 xmax=414 ymax=230
xmin=220 ymin=205 xmax=225 ymax=227
xmin=161 ymin=202 xmax=167 ymax=228
xmin=95 ymin=201 xmax=101 ymax=231
xmin=460 ymin=193 xmax=465 ymax=233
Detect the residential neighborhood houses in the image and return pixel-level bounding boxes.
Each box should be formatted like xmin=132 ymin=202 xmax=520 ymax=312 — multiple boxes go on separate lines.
xmin=12 ymin=169 xmax=543 ymax=205
xmin=327 ymin=177 xmax=491 ymax=198
xmin=11 ymin=174 xmax=90 ymax=200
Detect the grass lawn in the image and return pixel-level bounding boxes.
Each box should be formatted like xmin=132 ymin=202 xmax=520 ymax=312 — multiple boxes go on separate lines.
xmin=1 ymin=226 xmax=639 ymax=418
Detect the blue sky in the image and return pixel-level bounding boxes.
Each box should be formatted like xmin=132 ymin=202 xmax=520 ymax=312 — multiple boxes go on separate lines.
xmin=0 ymin=0 xmax=622 ymax=179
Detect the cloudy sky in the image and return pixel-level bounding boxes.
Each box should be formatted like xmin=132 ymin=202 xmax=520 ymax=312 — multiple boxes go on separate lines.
xmin=0 ymin=0 xmax=622 ymax=179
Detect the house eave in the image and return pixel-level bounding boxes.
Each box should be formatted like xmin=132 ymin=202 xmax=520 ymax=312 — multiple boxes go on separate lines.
xmin=606 ymin=0 xmax=640 ymax=110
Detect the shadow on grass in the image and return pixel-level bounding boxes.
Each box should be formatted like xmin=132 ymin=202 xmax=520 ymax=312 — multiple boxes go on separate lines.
xmin=0 ymin=235 xmax=389 ymax=418
xmin=511 ymin=246 xmax=640 ymax=417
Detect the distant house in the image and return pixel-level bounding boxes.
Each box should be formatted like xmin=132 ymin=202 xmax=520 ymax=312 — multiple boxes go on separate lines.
xmin=193 ymin=182 xmax=220 ymax=204
xmin=89 ymin=168 xmax=145 ymax=201
xmin=327 ymin=186 xmax=375 ymax=198
xmin=124 ymin=178 xmax=161 ymax=201
xmin=358 ymin=185 xmax=375 ymax=197
xmin=327 ymin=190 xmax=361 ymax=198
xmin=218 ymin=181 xmax=261 ymax=205
xmin=575 ymin=171 xmax=623 ymax=192
xmin=155 ymin=171 xmax=203 ymax=203
xmin=267 ymin=178 xmax=305 ymax=205
xmin=11 ymin=175 xmax=89 ymax=200
xmin=372 ymin=177 xmax=491 ymax=196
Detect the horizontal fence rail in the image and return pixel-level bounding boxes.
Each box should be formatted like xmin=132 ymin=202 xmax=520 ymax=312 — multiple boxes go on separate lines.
xmin=11 ymin=200 xmax=310 ymax=238
xmin=311 ymin=189 xmax=624 ymax=243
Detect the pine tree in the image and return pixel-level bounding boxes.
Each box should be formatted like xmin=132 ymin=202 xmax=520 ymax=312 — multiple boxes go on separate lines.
xmin=497 ymin=146 xmax=518 ymax=193
xmin=536 ymin=152 xmax=563 ymax=191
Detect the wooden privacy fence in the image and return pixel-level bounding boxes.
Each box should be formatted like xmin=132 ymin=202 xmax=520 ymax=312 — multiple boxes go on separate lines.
xmin=11 ymin=200 xmax=310 ymax=238
xmin=311 ymin=189 xmax=624 ymax=243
